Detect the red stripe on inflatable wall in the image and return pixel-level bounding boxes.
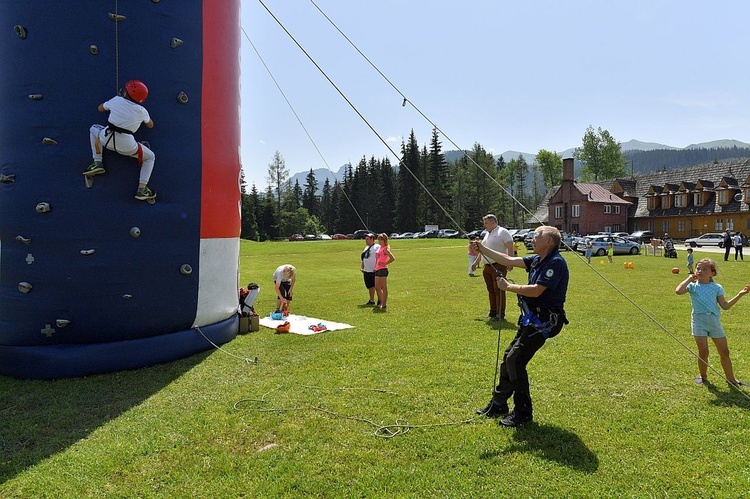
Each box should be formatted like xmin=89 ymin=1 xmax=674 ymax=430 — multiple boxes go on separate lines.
xmin=201 ymin=0 xmax=241 ymax=238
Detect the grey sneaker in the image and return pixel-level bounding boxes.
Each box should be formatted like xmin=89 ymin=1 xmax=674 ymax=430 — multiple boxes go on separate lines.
xmin=83 ymin=162 xmax=105 ymax=176
xmin=135 ymin=186 xmax=155 ymax=200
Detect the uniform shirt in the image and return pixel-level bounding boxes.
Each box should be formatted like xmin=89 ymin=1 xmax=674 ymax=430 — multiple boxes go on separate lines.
xmin=481 ymin=226 xmax=513 ymax=264
xmin=522 ymin=249 xmax=569 ymax=309
xmin=361 ymin=243 xmax=380 ymax=273
xmin=103 ymin=96 xmax=151 ymax=133
xmin=687 ymin=281 xmax=723 ymax=316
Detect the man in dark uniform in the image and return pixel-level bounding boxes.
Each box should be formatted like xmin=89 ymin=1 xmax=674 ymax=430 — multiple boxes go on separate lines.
xmin=723 ymin=229 xmax=733 ymax=261
xmin=473 ymin=225 xmax=569 ymax=427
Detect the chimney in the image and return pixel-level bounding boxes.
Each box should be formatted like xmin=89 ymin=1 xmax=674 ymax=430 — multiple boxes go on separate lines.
xmin=563 ymin=158 xmax=574 ymax=182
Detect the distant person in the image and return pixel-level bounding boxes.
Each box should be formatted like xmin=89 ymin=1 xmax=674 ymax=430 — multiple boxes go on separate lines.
xmin=471 ymin=214 xmax=514 ymax=321
xmin=273 ymin=264 xmax=296 ymax=315
xmin=733 ymin=232 xmax=744 ymax=261
xmin=374 ymin=233 xmax=395 ymax=310
xmin=675 ymin=258 xmax=749 ymax=386
xmin=473 ymin=225 xmax=570 ymax=427
xmin=686 ymin=247 xmax=694 ymax=274
xmin=607 ymin=242 xmax=614 ymax=263
xmin=584 ymin=241 xmax=593 ymax=264
xmin=723 ymin=229 xmax=733 ymax=261
xmin=467 ymin=240 xmax=478 ymax=276
xmin=360 ymin=233 xmax=380 ymax=305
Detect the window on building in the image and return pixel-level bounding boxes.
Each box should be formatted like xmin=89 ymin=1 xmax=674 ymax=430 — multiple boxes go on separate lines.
xmin=727 ymin=218 xmax=735 ymax=230
xmin=694 ymin=192 xmax=703 ymax=206
xmin=661 ymin=195 xmax=672 ymax=209
xmin=572 ymin=205 xmax=580 ymax=218
xmin=647 ymin=197 xmax=659 ymax=210
xmin=613 ymin=224 xmax=621 ymax=232
xmin=554 ymin=206 xmax=562 ymax=219
xmin=647 ymin=221 xmax=654 ymax=231
xmin=675 ymin=194 xmax=687 ymax=207
xmin=662 ymin=221 xmax=669 ymax=234
xmin=604 ymin=205 xmax=611 ymax=214
xmin=678 ymin=220 xmax=685 ymax=232
xmin=604 ymin=225 xmax=612 ymax=233
xmin=719 ymin=190 xmax=729 ymax=204
xmin=715 ymin=219 xmax=723 ymax=231
xmin=614 ymin=205 xmax=621 ymax=214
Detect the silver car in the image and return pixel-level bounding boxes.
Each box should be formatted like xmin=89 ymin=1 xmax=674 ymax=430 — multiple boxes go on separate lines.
xmin=577 ymin=235 xmax=641 ymax=256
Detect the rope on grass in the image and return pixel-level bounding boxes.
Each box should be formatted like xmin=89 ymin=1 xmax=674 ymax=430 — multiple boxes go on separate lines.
xmin=233 ymin=384 xmax=481 ymax=439
xmin=193 ymin=326 xmax=258 ymax=365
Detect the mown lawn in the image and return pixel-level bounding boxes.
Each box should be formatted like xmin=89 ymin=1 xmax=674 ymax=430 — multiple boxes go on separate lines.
xmin=1 ymin=238 xmax=749 ymax=497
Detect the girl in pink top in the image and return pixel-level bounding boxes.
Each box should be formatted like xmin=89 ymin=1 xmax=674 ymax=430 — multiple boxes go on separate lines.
xmin=374 ymin=233 xmax=395 ymax=310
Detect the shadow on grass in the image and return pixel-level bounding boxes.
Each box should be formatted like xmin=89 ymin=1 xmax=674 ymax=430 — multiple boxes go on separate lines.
xmin=704 ymin=380 xmax=750 ymax=409
xmin=481 ymin=422 xmax=599 ymax=473
xmin=0 ymin=351 xmax=210 ymax=484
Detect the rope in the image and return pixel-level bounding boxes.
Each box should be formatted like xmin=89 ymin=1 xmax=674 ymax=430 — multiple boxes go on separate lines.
xmin=308 ymin=0 xmax=543 ymax=227
xmin=257 ymin=0 xmax=468 ymax=236
xmin=241 ymin=28 xmax=370 ymax=232
xmin=233 ymin=384 xmax=481 ymax=439
xmin=193 ymin=326 xmax=258 ymax=364
xmin=114 ymin=0 xmax=120 ymax=92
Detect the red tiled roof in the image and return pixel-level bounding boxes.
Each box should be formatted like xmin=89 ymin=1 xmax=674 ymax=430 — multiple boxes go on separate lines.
xmin=575 ymin=183 xmax=630 ymax=204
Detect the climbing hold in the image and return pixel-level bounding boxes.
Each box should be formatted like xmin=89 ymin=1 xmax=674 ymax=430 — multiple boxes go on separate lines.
xmin=56 ymin=319 xmax=70 ymax=328
xmin=130 ymin=227 xmax=141 ymax=238
xmin=35 ymin=202 xmax=51 ymax=213
xmin=0 ymin=174 xmax=15 ymax=183
xmin=180 ymin=264 xmax=193 ymax=275
xmin=18 ymin=282 xmax=32 ymax=293
xmin=14 ymin=25 xmax=26 ymax=39
xmin=42 ymin=137 xmax=57 ymax=145
xmin=80 ymin=249 xmax=95 ymax=255
xmin=177 ymin=91 xmax=189 ymax=104
xmin=28 ymin=94 xmax=43 ymax=100
xmin=15 ymin=235 xmax=31 ymax=244
xmin=108 ymin=13 xmax=126 ymax=22
xmin=171 ymin=37 xmax=183 ymax=48
xmin=90 ymin=45 xmax=99 ymax=55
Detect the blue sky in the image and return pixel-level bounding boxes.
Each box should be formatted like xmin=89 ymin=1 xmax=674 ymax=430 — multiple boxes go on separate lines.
xmin=240 ymin=1 xmax=750 ymax=188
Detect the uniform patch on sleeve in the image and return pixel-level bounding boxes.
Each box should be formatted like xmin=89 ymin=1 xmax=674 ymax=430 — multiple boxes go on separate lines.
xmin=545 ymin=269 xmax=555 ymax=278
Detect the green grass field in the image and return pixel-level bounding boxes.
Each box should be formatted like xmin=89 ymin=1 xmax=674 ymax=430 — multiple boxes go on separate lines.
xmin=2 ymin=239 xmax=750 ymax=497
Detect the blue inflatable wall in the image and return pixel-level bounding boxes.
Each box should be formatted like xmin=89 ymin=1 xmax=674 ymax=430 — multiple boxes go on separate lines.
xmin=0 ymin=0 xmax=242 ymax=379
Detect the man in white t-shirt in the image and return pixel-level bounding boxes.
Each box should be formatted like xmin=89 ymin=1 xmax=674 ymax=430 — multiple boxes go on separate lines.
xmin=84 ymin=79 xmax=156 ymax=200
xmin=472 ymin=214 xmax=514 ymax=321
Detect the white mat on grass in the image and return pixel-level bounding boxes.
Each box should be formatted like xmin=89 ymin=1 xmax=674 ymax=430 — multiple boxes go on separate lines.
xmin=259 ymin=314 xmax=355 ymax=335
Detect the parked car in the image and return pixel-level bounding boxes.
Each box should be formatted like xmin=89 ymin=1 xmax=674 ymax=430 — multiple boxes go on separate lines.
xmin=513 ymin=228 xmax=532 ymax=242
xmin=576 ymin=235 xmax=641 ymax=256
xmin=419 ymin=229 xmax=439 ymax=238
xmin=331 ymin=234 xmax=347 ymax=240
xmin=438 ymin=229 xmax=460 ymax=238
xmin=397 ymin=232 xmax=415 ymax=239
xmin=352 ymin=229 xmax=370 ymax=239
xmin=465 ymin=229 xmax=485 ymax=239
xmin=304 ymin=234 xmax=317 ymax=240
xmin=289 ymin=234 xmax=304 ymax=241
xmin=318 ymin=234 xmax=331 ymax=240
xmin=684 ymin=233 xmax=724 ymax=247
xmin=627 ymin=230 xmax=654 ymax=244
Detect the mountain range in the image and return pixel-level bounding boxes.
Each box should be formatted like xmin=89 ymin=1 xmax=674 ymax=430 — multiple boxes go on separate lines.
xmin=289 ymin=139 xmax=750 ymax=190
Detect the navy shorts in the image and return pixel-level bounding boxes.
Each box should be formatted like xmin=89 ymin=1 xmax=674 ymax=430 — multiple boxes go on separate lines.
xmin=374 ymin=268 xmax=389 ymax=277
xmin=363 ymin=271 xmax=375 ymax=289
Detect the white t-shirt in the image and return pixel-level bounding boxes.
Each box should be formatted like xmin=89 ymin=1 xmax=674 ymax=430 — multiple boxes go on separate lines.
xmin=481 ymin=225 xmax=513 ymax=264
xmin=103 ymin=96 xmax=151 ymax=133
xmin=361 ymin=243 xmax=380 ymax=273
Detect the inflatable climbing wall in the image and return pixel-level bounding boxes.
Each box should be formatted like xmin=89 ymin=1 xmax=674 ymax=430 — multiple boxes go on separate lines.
xmin=0 ymin=0 xmax=242 ymax=379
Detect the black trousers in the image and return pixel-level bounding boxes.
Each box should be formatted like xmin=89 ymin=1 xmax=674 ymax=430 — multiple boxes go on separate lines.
xmin=492 ymin=312 xmax=565 ymax=415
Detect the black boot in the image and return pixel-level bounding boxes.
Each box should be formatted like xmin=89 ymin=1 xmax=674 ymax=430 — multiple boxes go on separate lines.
xmin=476 ymin=400 xmax=509 ymax=418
